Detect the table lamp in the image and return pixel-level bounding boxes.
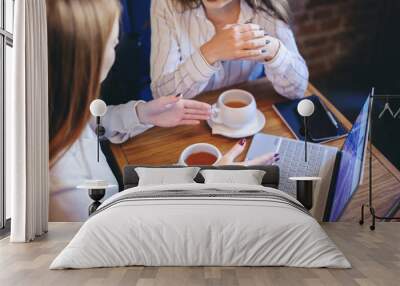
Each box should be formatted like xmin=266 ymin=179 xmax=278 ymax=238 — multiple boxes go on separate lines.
xmin=89 ymin=99 xmax=107 ymax=162
xmin=297 ymin=99 xmax=315 ymax=162
xmin=79 ymin=99 xmax=115 ymax=216
xmin=293 ymin=99 xmax=318 ymax=211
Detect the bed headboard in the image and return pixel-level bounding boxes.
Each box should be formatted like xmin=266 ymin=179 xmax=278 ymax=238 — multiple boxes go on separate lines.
xmin=123 ymin=165 xmax=280 ymax=190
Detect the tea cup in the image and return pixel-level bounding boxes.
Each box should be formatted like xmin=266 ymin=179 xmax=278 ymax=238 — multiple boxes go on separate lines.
xmin=212 ymin=89 xmax=257 ymax=129
xmin=178 ymin=143 xmax=222 ymax=166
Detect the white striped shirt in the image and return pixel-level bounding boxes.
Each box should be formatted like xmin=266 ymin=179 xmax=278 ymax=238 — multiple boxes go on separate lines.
xmin=150 ymin=0 xmax=309 ymax=100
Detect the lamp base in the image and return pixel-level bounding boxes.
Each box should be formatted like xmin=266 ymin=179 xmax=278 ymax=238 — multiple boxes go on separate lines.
xmin=289 ymin=177 xmax=321 ymax=211
xmin=296 ymin=180 xmax=313 ymax=210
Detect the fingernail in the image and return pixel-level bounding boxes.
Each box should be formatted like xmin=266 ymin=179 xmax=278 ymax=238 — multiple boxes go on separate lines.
xmin=239 ymin=138 xmax=246 ymax=146
xmin=264 ymin=32 xmax=268 ymax=36
xmin=274 ymin=153 xmax=279 ymax=157
xmin=275 ymin=157 xmax=280 ymax=162
xmin=176 ymin=93 xmax=182 ymax=97
xmin=261 ymin=49 xmax=267 ymax=53
xmin=265 ymin=40 xmax=271 ymax=45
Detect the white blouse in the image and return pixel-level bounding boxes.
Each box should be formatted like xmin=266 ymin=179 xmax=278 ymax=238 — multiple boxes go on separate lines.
xmin=150 ymin=0 xmax=309 ymax=100
xmin=49 ymin=101 xmax=152 ymax=222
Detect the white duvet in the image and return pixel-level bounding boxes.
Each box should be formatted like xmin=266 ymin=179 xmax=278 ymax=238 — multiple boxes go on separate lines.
xmin=50 ymin=183 xmax=350 ymax=269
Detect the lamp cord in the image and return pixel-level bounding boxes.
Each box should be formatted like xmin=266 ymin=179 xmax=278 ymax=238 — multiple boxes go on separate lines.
xmin=304 ymin=117 xmax=307 ymax=162
xmin=96 ymin=116 xmax=100 ymax=162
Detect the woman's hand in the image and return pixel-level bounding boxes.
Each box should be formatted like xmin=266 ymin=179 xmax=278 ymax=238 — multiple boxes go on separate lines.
xmin=200 ymin=24 xmax=268 ymax=65
xmin=216 ymin=138 xmax=279 ymax=166
xmin=244 ymin=35 xmax=281 ymax=62
xmin=136 ymin=95 xmax=212 ymax=127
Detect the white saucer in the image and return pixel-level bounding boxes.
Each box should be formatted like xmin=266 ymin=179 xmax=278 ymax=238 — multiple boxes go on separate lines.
xmin=207 ymin=106 xmax=266 ymax=138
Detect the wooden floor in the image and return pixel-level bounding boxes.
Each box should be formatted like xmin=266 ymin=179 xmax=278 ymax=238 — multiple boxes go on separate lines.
xmin=1 ymin=223 xmax=399 ymax=286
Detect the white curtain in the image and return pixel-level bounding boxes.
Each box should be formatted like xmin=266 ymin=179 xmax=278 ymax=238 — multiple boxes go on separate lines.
xmin=9 ymin=0 xmax=49 ymax=242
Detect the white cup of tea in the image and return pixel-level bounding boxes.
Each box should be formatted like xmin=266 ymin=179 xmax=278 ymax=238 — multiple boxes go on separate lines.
xmin=179 ymin=143 xmax=222 ymax=166
xmin=212 ymin=89 xmax=257 ymax=129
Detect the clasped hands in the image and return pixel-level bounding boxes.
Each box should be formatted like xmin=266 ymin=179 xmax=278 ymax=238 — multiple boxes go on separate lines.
xmin=200 ymin=23 xmax=281 ymax=65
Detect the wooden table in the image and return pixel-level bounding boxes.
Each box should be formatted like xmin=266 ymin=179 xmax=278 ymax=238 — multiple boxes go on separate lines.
xmin=110 ymin=79 xmax=400 ymax=222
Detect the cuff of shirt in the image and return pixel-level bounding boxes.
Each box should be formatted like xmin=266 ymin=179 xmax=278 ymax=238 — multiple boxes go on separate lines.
xmin=264 ymin=41 xmax=290 ymax=74
xmin=131 ymin=101 xmax=154 ymax=129
xmin=103 ymin=100 xmax=154 ymax=144
xmin=188 ymin=49 xmax=221 ymax=82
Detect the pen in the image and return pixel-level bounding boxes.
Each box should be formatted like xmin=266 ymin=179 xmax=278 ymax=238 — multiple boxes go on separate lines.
xmin=321 ymin=101 xmax=339 ymax=129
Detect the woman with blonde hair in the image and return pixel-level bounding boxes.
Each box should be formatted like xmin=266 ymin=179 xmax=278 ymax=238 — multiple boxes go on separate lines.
xmin=151 ymin=0 xmax=309 ymax=100
xmin=47 ymin=0 xmax=212 ymax=221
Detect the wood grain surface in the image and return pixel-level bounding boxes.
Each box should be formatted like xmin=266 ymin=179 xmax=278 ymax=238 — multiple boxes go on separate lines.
xmin=110 ymin=79 xmax=400 ymax=222
xmin=1 ymin=222 xmax=400 ymax=286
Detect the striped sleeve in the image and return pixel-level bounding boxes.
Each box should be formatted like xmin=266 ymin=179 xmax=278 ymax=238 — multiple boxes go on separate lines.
xmin=263 ymin=20 xmax=309 ymax=100
xmin=150 ymin=0 xmax=221 ymax=99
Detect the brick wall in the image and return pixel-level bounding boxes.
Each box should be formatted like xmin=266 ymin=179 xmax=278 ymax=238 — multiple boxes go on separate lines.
xmin=289 ymin=0 xmax=381 ymax=80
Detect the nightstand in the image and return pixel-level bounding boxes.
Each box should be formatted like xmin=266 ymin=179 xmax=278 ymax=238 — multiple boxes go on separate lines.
xmin=77 ymin=181 xmax=117 ymax=215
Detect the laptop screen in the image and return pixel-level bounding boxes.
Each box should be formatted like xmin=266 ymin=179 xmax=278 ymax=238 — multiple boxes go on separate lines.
xmin=328 ymin=97 xmax=371 ymax=221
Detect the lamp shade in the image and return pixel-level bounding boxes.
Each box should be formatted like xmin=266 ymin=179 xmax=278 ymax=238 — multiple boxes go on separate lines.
xmin=297 ymin=99 xmax=315 ymax=117
xmin=90 ymin=99 xmax=107 ymax=117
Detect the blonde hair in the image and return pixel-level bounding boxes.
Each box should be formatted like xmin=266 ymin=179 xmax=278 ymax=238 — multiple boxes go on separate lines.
xmin=47 ymin=0 xmax=120 ymax=165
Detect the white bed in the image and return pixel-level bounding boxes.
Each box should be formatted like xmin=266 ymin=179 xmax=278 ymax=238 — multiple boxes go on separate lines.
xmin=50 ymin=183 xmax=350 ymax=269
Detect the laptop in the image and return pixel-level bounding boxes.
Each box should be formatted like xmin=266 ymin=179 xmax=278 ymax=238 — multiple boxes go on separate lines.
xmin=246 ymin=95 xmax=372 ymax=221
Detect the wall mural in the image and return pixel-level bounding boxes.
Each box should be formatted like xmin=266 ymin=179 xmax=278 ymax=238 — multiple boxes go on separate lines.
xmin=47 ymin=0 xmax=399 ymax=224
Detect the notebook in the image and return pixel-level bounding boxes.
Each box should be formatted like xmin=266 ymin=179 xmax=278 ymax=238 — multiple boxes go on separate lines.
xmin=272 ymin=95 xmax=347 ymax=143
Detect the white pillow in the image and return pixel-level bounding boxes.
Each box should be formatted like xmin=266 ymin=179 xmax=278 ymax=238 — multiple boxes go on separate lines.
xmin=200 ymin=169 xmax=266 ymax=185
xmin=135 ymin=167 xmax=200 ymax=186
